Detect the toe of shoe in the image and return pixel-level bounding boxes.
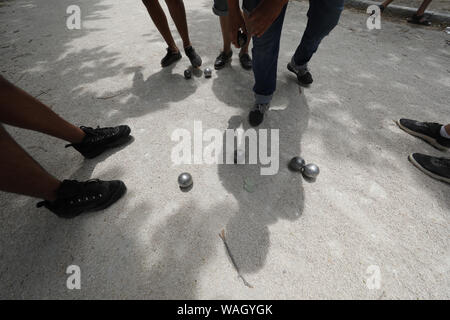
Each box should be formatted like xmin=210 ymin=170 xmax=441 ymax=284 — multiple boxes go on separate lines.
xmin=118 ymin=125 xmax=131 ymax=137
xmin=249 ymin=111 xmax=264 ymax=127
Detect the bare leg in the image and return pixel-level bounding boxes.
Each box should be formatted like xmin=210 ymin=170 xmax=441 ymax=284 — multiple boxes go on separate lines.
xmin=164 ymin=0 xmax=191 ymax=49
xmin=0 ymin=76 xmax=85 ymax=144
xmin=381 ymin=0 xmax=395 ymax=8
xmin=142 ymin=0 xmax=179 ymax=52
xmin=220 ymin=13 xmax=249 ymax=56
xmin=220 ymin=15 xmax=232 ymax=54
xmin=0 ymin=125 xmax=60 ymax=201
xmin=416 ymin=0 xmax=432 ymax=16
xmin=240 ymin=31 xmax=250 ymax=56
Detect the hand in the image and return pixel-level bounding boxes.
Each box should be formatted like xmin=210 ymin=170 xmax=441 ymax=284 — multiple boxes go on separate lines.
xmin=247 ymin=0 xmax=288 ymax=38
xmin=227 ymin=0 xmax=247 ymax=48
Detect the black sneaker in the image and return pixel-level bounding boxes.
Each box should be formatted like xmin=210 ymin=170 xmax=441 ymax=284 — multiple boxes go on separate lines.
xmin=239 ymin=53 xmax=252 ymax=70
xmin=184 ymin=46 xmax=202 ymax=68
xmin=161 ymin=48 xmax=182 ymax=67
xmin=37 ymin=179 xmax=127 ymax=218
xmin=397 ymin=119 xmax=450 ymax=151
xmin=408 ymin=153 xmax=450 ymax=184
xmin=287 ymin=62 xmax=313 ymax=85
xmin=214 ymin=51 xmax=233 ymax=70
xmin=66 ymin=125 xmax=131 ymax=159
xmin=248 ymin=103 xmax=269 ymax=127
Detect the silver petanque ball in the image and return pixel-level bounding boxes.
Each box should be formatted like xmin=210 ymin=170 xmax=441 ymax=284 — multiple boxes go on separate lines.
xmin=204 ymin=67 xmax=212 ymax=78
xmin=184 ymin=69 xmax=192 ymax=79
xmin=302 ymin=163 xmax=320 ymax=179
xmin=178 ymin=172 xmax=193 ymax=188
xmin=289 ymin=156 xmax=306 ymax=172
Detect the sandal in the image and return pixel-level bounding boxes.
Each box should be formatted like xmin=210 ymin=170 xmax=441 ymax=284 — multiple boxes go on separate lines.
xmin=407 ymin=14 xmax=432 ymax=26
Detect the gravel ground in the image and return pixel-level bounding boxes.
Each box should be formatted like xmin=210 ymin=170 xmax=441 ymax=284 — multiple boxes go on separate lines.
xmin=0 ymin=0 xmax=449 ymax=299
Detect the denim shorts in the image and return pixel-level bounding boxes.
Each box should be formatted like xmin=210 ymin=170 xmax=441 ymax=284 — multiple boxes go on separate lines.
xmin=212 ymin=0 xmax=228 ymax=16
xmin=212 ymin=0 xmax=262 ymax=16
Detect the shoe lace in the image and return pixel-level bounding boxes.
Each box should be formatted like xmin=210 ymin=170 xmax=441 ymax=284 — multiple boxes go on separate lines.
xmin=65 ymin=126 xmax=115 ymax=147
xmin=432 ymin=157 xmax=450 ymax=167
xmin=36 ymin=179 xmax=103 ymax=208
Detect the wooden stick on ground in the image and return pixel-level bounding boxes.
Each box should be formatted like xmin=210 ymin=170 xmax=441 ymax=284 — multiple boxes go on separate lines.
xmin=219 ymin=229 xmax=254 ymax=289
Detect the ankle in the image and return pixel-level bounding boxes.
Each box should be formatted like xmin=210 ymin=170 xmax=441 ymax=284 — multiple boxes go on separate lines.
xmin=440 ymin=125 xmax=450 ymax=139
xmin=239 ymin=49 xmax=248 ymax=56
xmin=67 ymin=127 xmax=85 ymax=144
xmin=44 ymin=180 xmax=61 ymax=201
xmin=169 ymin=45 xmax=179 ymax=53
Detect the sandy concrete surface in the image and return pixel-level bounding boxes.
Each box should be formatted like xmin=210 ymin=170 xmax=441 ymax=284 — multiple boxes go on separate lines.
xmin=0 ymin=0 xmax=449 ymax=299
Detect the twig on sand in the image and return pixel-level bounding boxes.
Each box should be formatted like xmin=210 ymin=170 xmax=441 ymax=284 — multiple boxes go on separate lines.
xmin=33 ymin=90 xmax=49 ymax=99
xmin=219 ymin=229 xmax=254 ymax=289
xmin=96 ymin=90 xmax=128 ymax=100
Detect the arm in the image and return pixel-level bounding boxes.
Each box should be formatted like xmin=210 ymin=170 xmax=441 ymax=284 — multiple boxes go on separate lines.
xmin=227 ymin=0 xmax=247 ymax=48
xmin=247 ymin=0 xmax=289 ymax=37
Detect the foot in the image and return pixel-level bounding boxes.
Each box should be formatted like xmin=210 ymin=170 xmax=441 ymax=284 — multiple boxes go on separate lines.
xmin=161 ymin=48 xmax=182 ymax=67
xmin=248 ymin=103 xmax=269 ymax=127
xmin=409 ymin=153 xmax=450 ymax=184
xmin=407 ymin=14 xmax=432 ymax=26
xmin=239 ymin=53 xmax=252 ymax=70
xmin=66 ymin=125 xmax=131 ymax=159
xmin=396 ymin=119 xmax=450 ymax=151
xmin=287 ymin=62 xmax=313 ymax=85
xmin=214 ymin=51 xmax=233 ymax=70
xmin=184 ymin=46 xmax=202 ymax=68
xmin=37 ymin=179 xmax=127 ymax=218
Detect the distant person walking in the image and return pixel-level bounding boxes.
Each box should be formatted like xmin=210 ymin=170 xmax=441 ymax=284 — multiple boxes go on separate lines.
xmin=378 ymin=0 xmax=433 ymax=26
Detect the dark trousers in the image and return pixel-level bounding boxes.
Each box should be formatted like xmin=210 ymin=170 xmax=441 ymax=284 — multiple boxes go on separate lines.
xmin=293 ymin=0 xmax=344 ymax=66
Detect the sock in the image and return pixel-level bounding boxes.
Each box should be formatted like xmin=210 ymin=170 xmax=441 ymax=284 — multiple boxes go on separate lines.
xmin=290 ymin=57 xmax=308 ymax=75
xmin=440 ymin=126 xmax=450 ymax=139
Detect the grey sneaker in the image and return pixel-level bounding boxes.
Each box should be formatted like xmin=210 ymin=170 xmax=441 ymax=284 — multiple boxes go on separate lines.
xmin=248 ymin=103 xmax=269 ymax=127
xmin=409 ymin=153 xmax=450 ymax=184
xmin=287 ymin=59 xmax=313 ymax=85
xmin=397 ymin=119 xmax=450 ymax=151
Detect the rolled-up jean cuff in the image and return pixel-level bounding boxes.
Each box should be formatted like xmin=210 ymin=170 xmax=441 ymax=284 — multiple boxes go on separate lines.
xmin=212 ymin=6 xmax=228 ymax=16
xmin=254 ymin=93 xmax=273 ymax=105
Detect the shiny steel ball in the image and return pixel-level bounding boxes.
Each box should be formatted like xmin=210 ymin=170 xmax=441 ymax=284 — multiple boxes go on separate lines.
xmin=184 ymin=69 xmax=192 ymax=79
xmin=204 ymin=67 xmax=212 ymax=78
xmin=178 ymin=172 xmax=193 ymax=188
xmin=302 ymin=163 xmax=320 ymax=179
xmin=289 ymin=156 xmax=306 ymax=172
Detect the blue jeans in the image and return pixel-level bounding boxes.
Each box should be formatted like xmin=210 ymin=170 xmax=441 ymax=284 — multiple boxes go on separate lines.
xmin=212 ymin=0 xmax=287 ymax=104
xmin=293 ymin=0 xmax=344 ymax=66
